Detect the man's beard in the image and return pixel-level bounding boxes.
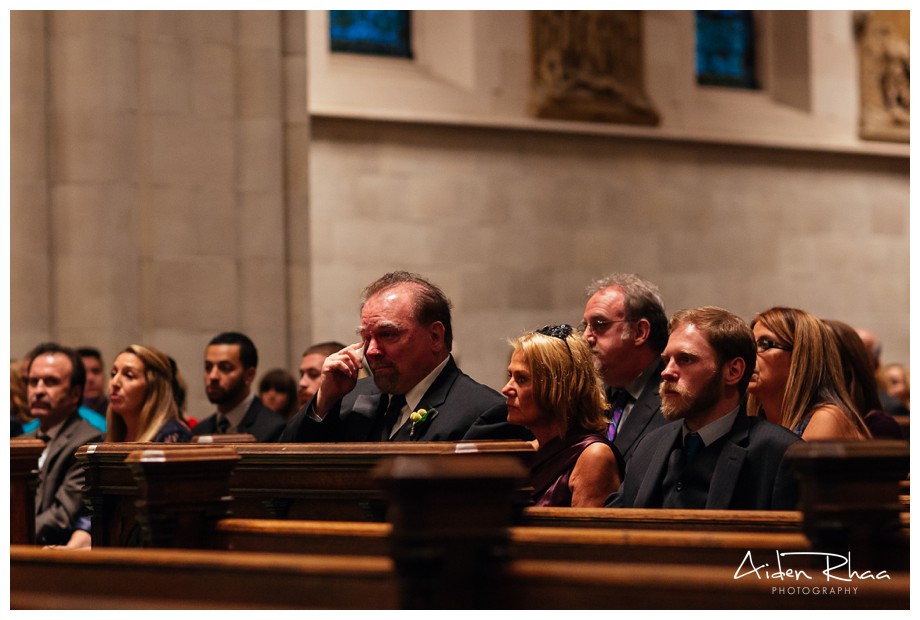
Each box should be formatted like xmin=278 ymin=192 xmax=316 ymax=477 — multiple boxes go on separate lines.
xmin=660 ymin=371 xmax=722 ymax=421
xmin=207 ymin=378 xmax=247 ymax=406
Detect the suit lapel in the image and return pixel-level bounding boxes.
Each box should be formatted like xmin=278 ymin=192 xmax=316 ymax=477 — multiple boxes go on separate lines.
xmin=39 ymin=414 xmax=79 ymax=510
xmin=237 ymin=397 xmax=259 ymax=432
xmin=613 ymin=359 xmax=664 ymax=457
xmin=392 ymin=357 xmax=458 ymax=441
xmin=706 ymin=412 xmax=750 ymax=508
xmin=635 ymin=422 xmax=681 ymax=507
xmin=353 ymin=392 xmax=387 ymax=441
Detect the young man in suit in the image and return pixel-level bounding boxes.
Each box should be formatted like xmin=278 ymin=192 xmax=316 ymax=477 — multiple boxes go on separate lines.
xmin=25 ymin=343 xmax=104 ymax=545
xmin=608 ymin=306 xmax=801 ymax=510
xmin=582 ymin=273 xmax=669 ymax=465
xmin=281 ymin=271 xmax=529 ymax=442
xmin=193 ymin=332 xmax=286 ymax=442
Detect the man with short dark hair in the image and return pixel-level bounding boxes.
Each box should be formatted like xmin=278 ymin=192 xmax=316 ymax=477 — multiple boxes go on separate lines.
xmin=297 ymin=341 xmax=347 ymax=408
xmin=281 ymin=271 xmax=529 ymax=442
xmin=24 ymin=342 xmax=103 ymax=545
xmin=193 ymin=332 xmax=286 ymax=442
xmin=582 ymin=273 xmax=669 ymax=465
xmin=608 ymin=306 xmax=801 ymax=510
xmin=77 ymin=347 xmax=108 ymax=416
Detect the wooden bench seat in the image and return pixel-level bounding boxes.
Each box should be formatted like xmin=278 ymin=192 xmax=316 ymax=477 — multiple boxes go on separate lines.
xmin=11 ymin=544 xmax=908 ymax=609
xmin=213 ymin=517 xmax=814 ymax=567
xmin=10 ymin=545 xmax=396 ymax=609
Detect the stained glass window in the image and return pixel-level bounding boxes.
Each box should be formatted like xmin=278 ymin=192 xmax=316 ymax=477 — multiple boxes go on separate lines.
xmin=329 ymin=10 xmax=412 ymax=58
xmin=695 ymin=10 xmax=758 ymax=89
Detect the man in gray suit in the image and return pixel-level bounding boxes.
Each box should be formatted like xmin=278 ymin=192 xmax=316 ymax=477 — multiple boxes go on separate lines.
xmin=608 ymin=307 xmax=801 ymax=510
xmin=582 ymin=273 xmax=669 ymax=464
xmin=25 ymin=343 xmax=104 ymax=545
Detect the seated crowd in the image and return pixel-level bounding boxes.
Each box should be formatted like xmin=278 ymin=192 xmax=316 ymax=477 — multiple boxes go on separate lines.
xmin=10 ymin=271 xmax=909 ymax=551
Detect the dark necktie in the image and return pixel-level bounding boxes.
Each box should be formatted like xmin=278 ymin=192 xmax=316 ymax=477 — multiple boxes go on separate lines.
xmin=381 ymin=394 xmax=406 ymax=441
xmin=684 ymin=432 xmax=704 ymax=461
xmin=216 ymin=415 xmax=230 ymax=434
xmin=606 ymin=389 xmax=629 ymax=442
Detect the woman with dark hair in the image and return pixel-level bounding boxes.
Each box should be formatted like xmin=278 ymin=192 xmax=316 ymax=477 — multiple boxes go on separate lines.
xmin=502 ymin=324 xmax=621 ymax=507
xmin=823 ymin=319 xmax=900 ymax=439
xmin=258 ymin=368 xmax=299 ymax=420
xmin=106 ymin=344 xmax=191 ymax=443
xmin=747 ymin=307 xmax=869 ymax=441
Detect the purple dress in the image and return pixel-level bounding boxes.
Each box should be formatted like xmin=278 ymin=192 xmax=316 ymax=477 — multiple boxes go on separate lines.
xmin=528 ymin=433 xmax=610 ymax=507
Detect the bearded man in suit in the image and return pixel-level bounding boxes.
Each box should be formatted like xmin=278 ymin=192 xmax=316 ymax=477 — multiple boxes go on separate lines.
xmin=281 ymin=271 xmax=529 ymax=442
xmin=608 ymin=306 xmax=801 ymax=510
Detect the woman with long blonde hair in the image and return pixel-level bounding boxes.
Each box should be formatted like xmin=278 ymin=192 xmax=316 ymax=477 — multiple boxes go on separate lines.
xmin=106 ymin=344 xmax=191 ymax=443
xmin=747 ymin=307 xmax=869 ymax=440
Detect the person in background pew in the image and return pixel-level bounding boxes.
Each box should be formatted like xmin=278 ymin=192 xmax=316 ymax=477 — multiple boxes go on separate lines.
xmin=855 ymin=327 xmax=909 ymax=417
xmin=194 ymin=332 xmax=287 ymax=442
xmin=258 ymin=368 xmax=299 ymax=420
xmin=503 ymin=324 xmax=621 ymax=507
xmin=747 ymin=307 xmax=870 ymax=440
xmin=77 ymin=347 xmax=108 ymax=416
xmin=281 ymin=271 xmax=531 ymax=442
xmin=581 ymin=273 xmax=669 ymax=466
xmin=24 ymin=343 xmax=104 ymax=545
xmin=608 ymin=307 xmax=801 ymax=510
xmin=824 ymin=319 xmax=901 ymax=439
xmin=11 ymin=358 xmax=29 ymax=436
xmin=881 ymin=363 xmax=910 ymax=414
xmin=298 ymin=341 xmax=348 ymax=408
xmin=106 ymin=344 xmax=192 ymax=443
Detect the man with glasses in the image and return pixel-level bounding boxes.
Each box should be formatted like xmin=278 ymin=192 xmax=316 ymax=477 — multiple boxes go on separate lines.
xmin=582 ymin=273 xmax=669 ymax=464
xmin=281 ymin=271 xmax=530 ymax=442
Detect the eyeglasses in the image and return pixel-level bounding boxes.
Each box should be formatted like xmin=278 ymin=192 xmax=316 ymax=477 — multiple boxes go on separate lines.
xmin=536 ymin=323 xmax=575 ymax=362
xmin=756 ymin=337 xmax=792 ymax=353
xmin=580 ymin=318 xmax=633 ymax=334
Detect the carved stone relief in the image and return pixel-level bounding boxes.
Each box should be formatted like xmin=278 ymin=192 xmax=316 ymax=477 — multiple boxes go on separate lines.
xmin=856 ymin=10 xmax=909 ymax=142
xmin=530 ymin=10 xmax=659 ymax=126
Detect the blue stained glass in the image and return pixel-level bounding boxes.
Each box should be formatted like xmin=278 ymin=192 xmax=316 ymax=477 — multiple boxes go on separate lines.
xmin=329 ymin=10 xmax=412 ymax=58
xmin=695 ymin=10 xmax=757 ymax=89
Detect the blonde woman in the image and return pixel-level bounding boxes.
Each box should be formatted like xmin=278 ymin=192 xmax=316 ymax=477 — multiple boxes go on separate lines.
xmin=747 ymin=307 xmax=869 ymax=441
xmin=106 ymin=344 xmax=191 ymax=443
xmin=502 ymin=324 xmax=621 ymax=507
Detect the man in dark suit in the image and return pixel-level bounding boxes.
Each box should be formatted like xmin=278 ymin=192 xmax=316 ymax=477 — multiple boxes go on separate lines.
xmin=608 ymin=306 xmax=801 ymax=510
xmin=582 ymin=273 xmax=669 ymax=464
xmin=193 ymin=332 xmax=286 ymax=442
xmin=25 ymin=343 xmax=104 ymax=545
xmin=281 ymin=271 xmax=529 ymax=442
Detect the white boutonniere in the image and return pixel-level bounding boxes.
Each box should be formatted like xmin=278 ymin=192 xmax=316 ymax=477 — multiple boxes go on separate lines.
xmin=409 ymin=408 xmax=435 ymax=439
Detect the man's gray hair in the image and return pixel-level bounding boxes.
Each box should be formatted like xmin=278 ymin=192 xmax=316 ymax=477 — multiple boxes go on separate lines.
xmin=586 ymin=273 xmax=668 ymax=353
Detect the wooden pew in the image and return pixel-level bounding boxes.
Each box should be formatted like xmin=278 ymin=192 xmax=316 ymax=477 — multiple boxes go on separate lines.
xmin=122 ymin=441 xmax=909 ymax=573
xmin=10 ymin=438 xmax=44 ymax=544
xmin=11 ymin=544 xmax=908 ymax=610
xmin=77 ymin=440 xmax=536 ymax=546
xmin=212 ymin=517 xmax=815 ymax=567
xmin=11 ymin=450 xmax=910 ymax=609
xmin=10 ymin=545 xmax=397 ymax=609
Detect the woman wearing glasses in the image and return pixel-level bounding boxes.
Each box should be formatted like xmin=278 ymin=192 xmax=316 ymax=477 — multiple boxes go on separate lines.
xmin=502 ymin=324 xmax=621 ymax=507
xmin=747 ymin=307 xmax=869 ymax=440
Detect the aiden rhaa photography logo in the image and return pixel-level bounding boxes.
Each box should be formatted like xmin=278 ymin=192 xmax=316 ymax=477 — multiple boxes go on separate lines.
xmin=734 ymin=551 xmax=891 ymax=596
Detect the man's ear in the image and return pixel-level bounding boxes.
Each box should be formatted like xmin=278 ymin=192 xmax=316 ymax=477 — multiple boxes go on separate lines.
xmin=430 ymin=321 xmax=446 ymax=352
xmin=723 ymin=357 xmax=745 ymax=387
xmin=633 ymin=318 xmax=651 ymax=347
xmin=244 ymin=366 xmax=257 ymax=386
